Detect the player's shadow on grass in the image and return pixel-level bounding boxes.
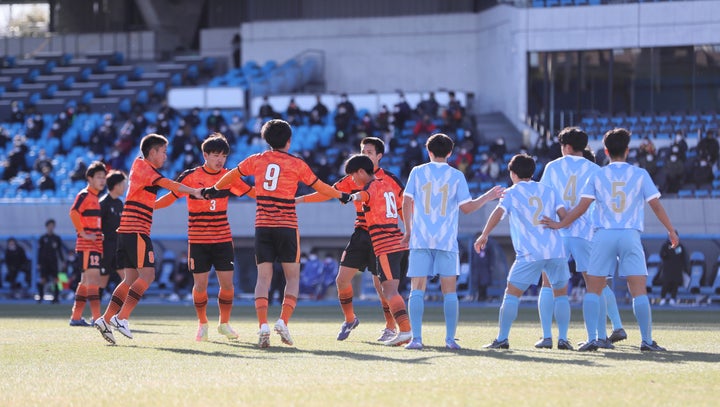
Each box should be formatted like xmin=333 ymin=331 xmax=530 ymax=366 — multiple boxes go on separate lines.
xmin=601 ymin=349 xmax=720 ymax=364
xmin=147 ymin=345 xmax=265 ymax=360
xmin=479 ymin=349 xmax=599 ymax=366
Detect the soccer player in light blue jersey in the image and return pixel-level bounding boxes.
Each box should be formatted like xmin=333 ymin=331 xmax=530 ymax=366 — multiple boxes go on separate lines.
xmin=537 ymin=127 xmax=625 ymax=350
xmin=543 ymin=128 xmax=678 ymax=352
xmin=401 ymin=133 xmax=503 ymax=350
xmin=475 ymin=154 xmax=570 ymax=350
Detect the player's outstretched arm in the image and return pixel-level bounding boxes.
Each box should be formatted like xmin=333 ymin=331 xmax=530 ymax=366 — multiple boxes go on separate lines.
xmin=648 ymin=198 xmax=679 ymax=248
xmin=541 ymin=197 xmax=592 ymax=229
xmin=461 ymin=185 xmax=504 ymax=214
xmin=474 ymin=207 xmax=503 ymax=253
xmin=155 ymin=192 xmax=178 ymax=209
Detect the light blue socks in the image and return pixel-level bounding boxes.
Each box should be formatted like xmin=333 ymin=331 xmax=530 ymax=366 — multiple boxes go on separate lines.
xmin=443 ymin=292 xmax=459 ymax=342
xmin=408 ymin=289 xmax=424 ymax=342
xmin=538 ymin=287 xmax=554 ymax=339
xmin=498 ymin=294 xmax=519 ymax=341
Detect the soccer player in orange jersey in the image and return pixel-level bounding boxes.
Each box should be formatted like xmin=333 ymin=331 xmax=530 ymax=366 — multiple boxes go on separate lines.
xmin=156 ymin=133 xmax=254 ymax=342
xmin=204 ymin=119 xmax=351 ymax=348
xmin=343 ymin=154 xmax=412 ymax=346
xmin=297 ymin=137 xmax=405 ymax=342
xmin=94 ymin=134 xmax=203 ymax=345
xmin=68 ymin=161 xmax=107 ymax=327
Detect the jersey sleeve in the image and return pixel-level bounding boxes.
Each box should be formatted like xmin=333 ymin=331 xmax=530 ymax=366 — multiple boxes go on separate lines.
xmin=641 ymin=169 xmax=661 ymax=201
xmin=403 ymin=168 xmax=417 ymax=199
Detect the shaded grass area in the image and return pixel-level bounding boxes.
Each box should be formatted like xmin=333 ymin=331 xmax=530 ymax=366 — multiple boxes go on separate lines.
xmin=1 ymin=303 xmax=718 ymax=406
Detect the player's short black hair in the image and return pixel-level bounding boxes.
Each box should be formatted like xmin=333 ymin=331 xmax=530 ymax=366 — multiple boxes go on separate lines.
xmin=426 ymin=133 xmax=454 ymax=158
xmin=106 ymin=170 xmax=127 ymax=191
xmin=582 ymin=148 xmax=596 ymax=163
xmin=202 ymin=132 xmax=230 ymax=155
xmin=85 ymin=161 xmax=107 ymax=179
xmin=45 ymin=219 xmax=55 ymax=227
xmin=558 ymin=127 xmax=588 ymax=152
xmin=140 ymin=133 xmax=168 ymax=158
xmin=360 ymin=136 xmax=385 ymax=155
xmin=603 ymin=128 xmax=631 ymax=158
xmin=261 ymin=119 xmax=292 ymax=149
xmin=508 ymin=153 xmax=536 ymax=179
xmin=344 ymin=154 xmax=374 ymax=175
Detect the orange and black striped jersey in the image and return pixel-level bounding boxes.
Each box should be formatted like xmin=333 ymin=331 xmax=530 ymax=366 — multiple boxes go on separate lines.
xmin=334 ymin=167 xmax=404 ymax=230
xmin=357 ymin=178 xmax=407 ymax=256
xmin=238 ymin=150 xmax=319 ymax=229
xmin=173 ymin=166 xmax=251 ymax=244
xmin=69 ymin=186 xmax=103 ymax=253
xmin=117 ymin=158 xmax=168 ymax=235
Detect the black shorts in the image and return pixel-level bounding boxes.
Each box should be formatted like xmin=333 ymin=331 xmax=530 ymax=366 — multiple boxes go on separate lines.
xmin=77 ymin=250 xmax=102 ymax=271
xmin=255 ymin=227 xmax=299 ymax=264
xmin=340 ymin=227 xmax=376 ymax=273
xmin=100 ymin=241 xmax=117 ymax=276
xmin=189 ymin=241 xmax=235 ymax=274
xmin=376 ymin=250 xmax=409 ymax=283
xmin=116 ymin=233 xmax=155 ymax=269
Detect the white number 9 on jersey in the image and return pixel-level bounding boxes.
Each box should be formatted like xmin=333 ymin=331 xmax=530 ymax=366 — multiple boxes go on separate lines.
xmin=263 ymin=164 xmax=280 ymax=191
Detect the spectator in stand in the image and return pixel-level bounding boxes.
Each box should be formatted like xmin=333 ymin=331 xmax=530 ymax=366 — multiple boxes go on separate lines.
xmin=453 ymin=146 xmax=474 ymax=179
xmin=402 ymin=138 xmax=425 ymax=179
xmin=38 ymin=164 xmax=56 ymax=192
xmin=8 ymin=101 xmax=24 ymax=123
xmin=489 ymin=138 xmax=507 ymax=161
xmin=416 ymin=92 xmax=439 ymax=120
xmin=231 ymin=33 xmax=241 ymax=69
xmin=692 ymin=159 xmax=713 ymax=189
xmin=637 ymin=151 xmax=659 ymax=183
xmin=54 ymin=111 xmax=71 ymax=136
xmin=258 ymin=96 xmax=279 ymax=119
xmin=184 ymin=108 xmax=202 ymax=130
xmin=229 ymin=115 xmax=249 ymax=141
xmin=25 ymin=114 xmax=43 ymax=140
xmin=334 ymin=93 xmax=356 ymax=144
xmin=89 ymin=123 xmax=114 ymax=156
xmin=671 ymin=132 xmax=688 ymax=162
xmin=310 ymin=94 xmax=329 ymax=125
xmin=33 ymin=149 xmax=53 ymax=174
xmin=638 ymin=136 xmax=656 ymax=157
xmin=663 ymin=154 xmax=684 ymax=194
xmin=393 ymin=93 xmax=412 ymax=134
xmin=158 ymin=98 xmax=179 ymax=121
xmin=376 ymin=104 xmax=391 ymax=133
xmin=358 ymin=112 xmax=376 ymax=137
xmin=133 ymin=113 xmax=149 ymax=138
xmin=206 ymin=109 xmax=227 ymax=133
xmin=0 ymin=127 xmax=10 ymax=146
xmin=18 ymin=174 xmax=34 ymax=192
xmin=696 ymin=131 xmax=719 ymax=165
xmin=476 ymin=154 xmax=500 ymax=182
xmin=70 ymin=158 xmax=88 ymax=182
xmin=547 ymin=136 xmax=562 ymax=161
xmin=37 ymin=219 xmax=65 ymax=303
xmin=413 ymin=115 xmax=437 ymax=138
xmin=156 ymin=113 xmax=171 ymax=137
xmin=658 ymin=232 xmax=688 ymax=306
xmin=4 ymin=238 xmax=30 ymax=296
xmin=442 ymin=91 xmax=464 ymax=132
xmin=286 ymin=98 xmax=303 ymax=126
xmin=2 ymin=135 xmax=30 ymax=181
xmin=170 ymin=129 xmax=192 ymax=163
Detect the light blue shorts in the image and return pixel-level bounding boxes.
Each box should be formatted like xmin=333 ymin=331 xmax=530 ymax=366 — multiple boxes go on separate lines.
xmin=589 ymin=229 xmax=647 ymax=277
xmin=563 ymin=237 xmax=591 ymax=272
xmin=407 ymin=249 xmax=459 ymax=278
xmin=508 ymin=258 xmax=569 ymax=291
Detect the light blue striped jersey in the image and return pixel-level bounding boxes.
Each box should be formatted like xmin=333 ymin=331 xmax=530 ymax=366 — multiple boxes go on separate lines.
xmin=581 ymin=162 xmax=660 ymax=231
xmin=403 ymin=161 xmax=471 ymax=252
xmin=539 ymin=155 xmax=599 ymax=239
xmin=498 ymin=180 xmax=566 ymax=262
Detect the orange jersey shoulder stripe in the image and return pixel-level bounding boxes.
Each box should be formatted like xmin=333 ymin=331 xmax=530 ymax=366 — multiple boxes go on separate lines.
xmin=238 ymin=150 xmax=318 ymax=229
xmin=118 ymin=158 xmax=165 ymax=235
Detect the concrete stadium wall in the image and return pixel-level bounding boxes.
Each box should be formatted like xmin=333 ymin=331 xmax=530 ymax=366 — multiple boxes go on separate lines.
xmin=200 ymin=0 xmax=720 ymax=130
xmin=2 ymin=198 xmax=717 ymax=242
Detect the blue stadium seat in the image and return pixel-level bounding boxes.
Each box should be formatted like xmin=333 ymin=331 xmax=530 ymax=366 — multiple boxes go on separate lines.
xmin=62 ymin=75 xmax=75 ymax=90
xmin=687 ymin=252 xmax=705 ymax=294
xmin=135 ymin=90 xmax=149 ymax=106
xmin=677 ymin=189 xmax=693 ymax=198
xmin=711 ymin=190 xmax=720 ymax=199
xmin=695 ymin=189 xmax=709 ymax=199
